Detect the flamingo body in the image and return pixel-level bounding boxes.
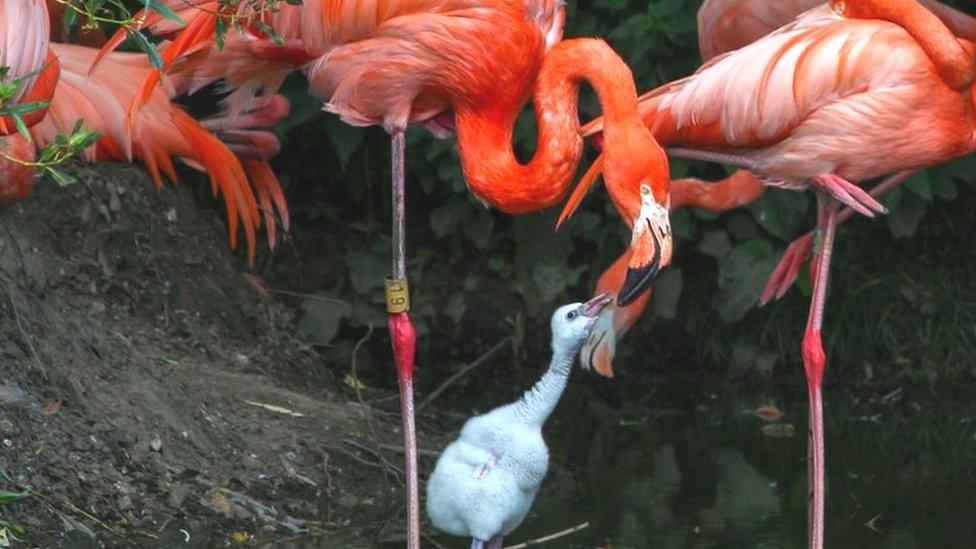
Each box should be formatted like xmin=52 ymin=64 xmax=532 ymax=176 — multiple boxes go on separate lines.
xmin=427 ymin=296 xmax=611 ymax=547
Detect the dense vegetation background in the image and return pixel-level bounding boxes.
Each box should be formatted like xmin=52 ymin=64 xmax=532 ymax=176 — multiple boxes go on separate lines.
xmin=196 ymin=0 xmax=976 ymax=396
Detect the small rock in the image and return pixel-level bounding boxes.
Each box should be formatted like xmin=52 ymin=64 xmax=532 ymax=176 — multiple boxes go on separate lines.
xmin=117 ymin=494 xmax=133 ymax=511
xmin=150 ymin=435 xmax=162 ymax=452
xmin=167 ymin=481 xmax=193 ymax=509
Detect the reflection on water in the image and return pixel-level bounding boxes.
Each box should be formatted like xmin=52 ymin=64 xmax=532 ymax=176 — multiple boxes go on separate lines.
xmin=429 ymin=378 xmax=976 ymax=548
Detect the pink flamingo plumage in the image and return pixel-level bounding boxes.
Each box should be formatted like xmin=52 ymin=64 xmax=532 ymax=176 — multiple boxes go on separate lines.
xmin=579 ymin=0 xmax=976 ymax=392
xmin=100 ymin=4 xmax=675 ymax=543
xmin=577 ymin=1 xmax=976 ymax=546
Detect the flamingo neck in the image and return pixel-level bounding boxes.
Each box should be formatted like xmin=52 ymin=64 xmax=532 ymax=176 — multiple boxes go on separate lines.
xmin=843 ymin=0 xmax=974 ymax=90
xmin=454 ymin=38 xmax=646 ymax=214
xmin=513 ymin=348 xmax=576 ymax=427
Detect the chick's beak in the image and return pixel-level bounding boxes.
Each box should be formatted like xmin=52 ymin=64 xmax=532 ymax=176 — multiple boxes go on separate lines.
xmin=582 ymin=293 xmax=613 ymax=318
xmin=618 ymin=184 xmax=672 ymax=306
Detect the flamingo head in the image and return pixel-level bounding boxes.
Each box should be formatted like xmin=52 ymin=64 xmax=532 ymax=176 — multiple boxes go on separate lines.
xmin=579 ymin=251 xmax=653 ymax=407
xmin=550 ymin=293 xmax=612 ymax=356
xmin=602 ymin=124 xmax=672 ymax=307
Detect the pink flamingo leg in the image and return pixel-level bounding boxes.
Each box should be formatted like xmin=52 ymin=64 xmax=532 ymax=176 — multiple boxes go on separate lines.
xmin=761 ymin=171 xmax=915 ymax=304
xmin=388 ymin=131 xmax=420 ymax=549
xmin=803 ymin=193 xmax=839 ymax=549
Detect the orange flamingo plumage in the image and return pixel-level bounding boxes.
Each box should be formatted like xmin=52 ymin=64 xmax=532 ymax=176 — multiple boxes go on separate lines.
xmin=577 ymin=1 xmax=976 ymax=546
xmin=0 ymin=42 xmax=290 ymax=259
xmin=103 ymin=4 xmax=675 ymax=541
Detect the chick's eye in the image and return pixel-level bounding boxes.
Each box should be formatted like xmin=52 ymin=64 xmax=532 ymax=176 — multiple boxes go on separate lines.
xmin=566 ymin=310 xmax=578 ymax=320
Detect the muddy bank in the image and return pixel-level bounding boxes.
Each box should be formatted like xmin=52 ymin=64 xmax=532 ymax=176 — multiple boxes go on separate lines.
xmin=0 ymin=164 xmax=439 ymax=547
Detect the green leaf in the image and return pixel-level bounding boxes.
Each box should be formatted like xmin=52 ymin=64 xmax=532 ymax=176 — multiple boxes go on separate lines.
xmin=904 ymin=171 xmax=932 ymax=203
xmin=127 ymin=29 xmax=164 ymax=69
xmin=325 ymin=120 xmax=365 ymax=171
xmin=430 ymin=198 xmax=467 ymax=238
xmin=0 ymin=491 xmax=28 ymax=504
xmin=345 ymin=251 xmax=386 ymax=295
xmin=747 ymin=189 xmax=809 ymax=241
xmin=46 ymin=167 xmax=77 ymax=187
xmin=887 ymin=192 xmax=927 ymax=238
xmin=697 ymin=230 xmax=730 ymax=259
xmin=649 ymin=268 xmax=683 ymax=320
xmin=144 ymin=0 xmax=185 ymax=24
xmin=713 ymin=238 xmax=777 ymax=322
xmin=462 ymin=210 xmax=493 ymax=250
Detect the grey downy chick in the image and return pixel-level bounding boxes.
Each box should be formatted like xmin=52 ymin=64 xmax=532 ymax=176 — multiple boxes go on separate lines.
xmin=426 ymin=293 xmax=612 ymax=549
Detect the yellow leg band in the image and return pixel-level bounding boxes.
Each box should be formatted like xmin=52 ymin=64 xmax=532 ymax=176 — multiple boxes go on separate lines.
xmin=385 ymin=277 xmax=410 ymax=313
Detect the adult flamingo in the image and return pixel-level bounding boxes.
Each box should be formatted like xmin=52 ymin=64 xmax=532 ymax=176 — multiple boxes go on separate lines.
xmin=576 ymin=0 xmax=976 ymax=547
xmin=575 ymin=1 xmax=976 ymax=546
xmin=578 ymin=0 xmax=976 ymax=387
xmin=101 ymin=3 xmax=673 ymax=543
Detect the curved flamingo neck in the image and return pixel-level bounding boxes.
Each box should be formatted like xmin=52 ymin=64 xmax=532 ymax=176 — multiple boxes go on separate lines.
xmin=454 ymin=38 xmax=644 ymax=214
xmin=840 ymin=0 xmax=974 ymax=90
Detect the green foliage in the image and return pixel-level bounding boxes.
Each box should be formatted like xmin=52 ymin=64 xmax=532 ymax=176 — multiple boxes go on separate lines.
xmin=63 ymin=0 xmax=976 ymax=386
xmin=0 ymin=68 xmax=101 ymax=182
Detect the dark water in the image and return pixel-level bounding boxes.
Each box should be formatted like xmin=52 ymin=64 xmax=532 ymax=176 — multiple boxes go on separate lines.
xmin=426 ymin=376 xmax=976 ymax=549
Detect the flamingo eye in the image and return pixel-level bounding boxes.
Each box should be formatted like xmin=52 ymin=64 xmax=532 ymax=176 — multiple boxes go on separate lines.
xmin=566 ymin=310 xmax=578 ymax=320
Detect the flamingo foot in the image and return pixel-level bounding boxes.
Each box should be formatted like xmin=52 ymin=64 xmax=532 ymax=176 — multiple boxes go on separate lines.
xmin=810 ymin=174 xmax=886 ymax=218
xmin=760 ymin=232 xmax=815 ymax=305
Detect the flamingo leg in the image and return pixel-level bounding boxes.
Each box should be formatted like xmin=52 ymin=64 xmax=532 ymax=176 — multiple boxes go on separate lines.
xmin=387 ymin=131 xmax=420 ymax=549
xmin=803 ymin=192 xmax=838 ymax=549
xmin=487 ymin=534 xmax=504 ymax=549
xmin=760 ymin=170 xmax=915 ymax=304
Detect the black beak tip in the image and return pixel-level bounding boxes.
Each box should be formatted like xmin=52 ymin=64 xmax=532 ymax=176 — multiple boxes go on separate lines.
xmin=585 ymin=369 xmax=622 ymax=409
xmin=617 ymin=263 xmax=659 ymax=306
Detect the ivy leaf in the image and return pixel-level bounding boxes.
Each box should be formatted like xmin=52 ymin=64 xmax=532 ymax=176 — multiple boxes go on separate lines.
xmin=649 ymin=268 xmax=683 ymax=320
xmin=887 ymin=192 xmax=927 ymax=238
xmin=462 ymin=209 xmax=493 ymax=250
xmin=713 ymin=238 xmax=777 ymax=322
xmin=344 ymin=251 xmax=386 ymax=294
xmin=904 ymin=171 xmax=932 ymax=203
xmin=747 ymin=189 xmax=809 ymax=241
xmin=325 ymin=119 xmax=365 ymax=171
xmin=430 ymin=198 xmax=468 ymax=238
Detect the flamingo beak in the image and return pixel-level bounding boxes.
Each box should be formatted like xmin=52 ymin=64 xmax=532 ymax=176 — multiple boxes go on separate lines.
xmin=618 ymin=184 xmax=672 ymax=306
xmin=582 ymin=292 xmax=613 ymax=318
xmin=580 ymin=311 xmax=622 ymax=409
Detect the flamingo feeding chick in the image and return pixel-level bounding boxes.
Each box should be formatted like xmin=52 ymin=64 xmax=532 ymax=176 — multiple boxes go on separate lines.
xmin=427 ymin=293 xmax=612 ymax=548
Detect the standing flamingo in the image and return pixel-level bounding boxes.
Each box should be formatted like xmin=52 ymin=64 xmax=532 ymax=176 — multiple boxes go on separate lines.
xmin=575 ymin=1 xmax=976 ymax=546
xmin=100 ymin=3 xmax=674 ymax=543
xmin=576 ymin=0 xmax=976 ymax=387
xmin=426 ymin=294 xmax=612 ymax=549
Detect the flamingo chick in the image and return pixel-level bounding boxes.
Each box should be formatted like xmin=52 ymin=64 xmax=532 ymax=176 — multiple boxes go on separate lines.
xmin=427 ymin=293 xmax=612 ymax=549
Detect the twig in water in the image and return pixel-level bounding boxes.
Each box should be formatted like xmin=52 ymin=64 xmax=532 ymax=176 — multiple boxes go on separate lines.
xmin=422 ymin=533 xmax=452 ymax=549
xmin=418 ymin=336 xmax=511 ymax=412
xmin=502 ymin=521 xmax=590 ymax=548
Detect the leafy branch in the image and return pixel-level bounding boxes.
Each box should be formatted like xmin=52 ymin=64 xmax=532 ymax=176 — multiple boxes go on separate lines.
xmin=0 ymin=69 xmax=100 ymax=185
